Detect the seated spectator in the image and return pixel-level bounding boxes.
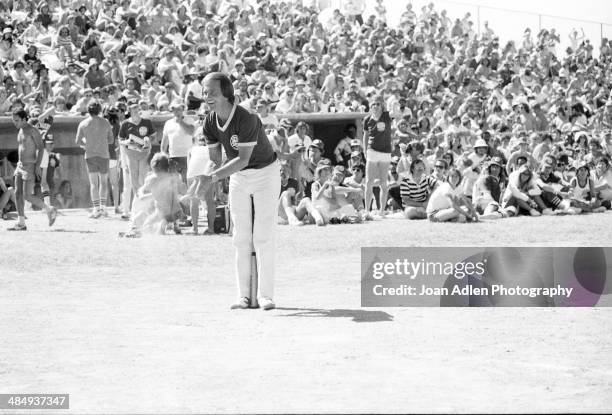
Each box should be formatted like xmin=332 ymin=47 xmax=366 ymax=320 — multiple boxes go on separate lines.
xmin=502 ymin=165 xmax=548 ymax=216
xmin=53 ymin=25 xmax=76 ymax=63
xmin=593 ymin=156 xmax=612 ymax=209
xmin=55 ymin=180 xmax=73 ymax=209
xmin=568 ymin=161 xmax=606 ymax=214
xmin=472 ymin=157 xmax=508 ymax=219
xmin=400 ymin=159 xmax=438 ymax=219
xmin=0 ymin=176 xmax=16 ymax=219
xmin=278 ymin=163 xmax=309 ymax=226
xmin=426 ymin=168 xmax=479 ymax=222
xmin=310 ymin=162 xmax=360 ymax=226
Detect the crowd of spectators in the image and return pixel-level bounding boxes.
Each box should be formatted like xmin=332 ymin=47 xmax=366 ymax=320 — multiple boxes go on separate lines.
xmin=1 ymin=0 xmax=612 ymax=226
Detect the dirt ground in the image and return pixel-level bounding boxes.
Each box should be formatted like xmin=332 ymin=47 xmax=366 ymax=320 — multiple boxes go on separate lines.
xmin=1 ymin=210 xmax=611 ymax=414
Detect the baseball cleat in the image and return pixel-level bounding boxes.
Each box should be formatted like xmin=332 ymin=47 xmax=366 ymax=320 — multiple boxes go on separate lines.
xmin=259 ymin=297 xmax=275 ymax=310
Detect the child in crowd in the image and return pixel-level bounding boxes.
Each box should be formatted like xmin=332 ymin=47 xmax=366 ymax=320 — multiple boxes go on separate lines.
xmin=426 ymin=168 xmax=478 ymax=222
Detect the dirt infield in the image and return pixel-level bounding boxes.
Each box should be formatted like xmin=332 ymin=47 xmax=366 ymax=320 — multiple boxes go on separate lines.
xmin=1 ymin=210 xmax=611 ymax=413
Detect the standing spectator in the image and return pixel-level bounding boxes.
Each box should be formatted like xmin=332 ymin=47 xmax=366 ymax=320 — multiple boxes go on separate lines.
xmin=363 ymin=95 xmax=393 ymax=216
xmin=75 ymin=102 xmax=114 ymax=218
xmin=287 ymin=121 xmax=312 ymax=152
xmin=118 ymin=101 xmax=155 ymax=195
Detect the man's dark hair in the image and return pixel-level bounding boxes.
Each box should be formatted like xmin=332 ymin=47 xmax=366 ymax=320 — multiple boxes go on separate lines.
xmin=204 ymin=72 xmax=235 ymax=104
xmin=12 ymin=109 xmax=28 ymax=121
xmin=87 ymin=101 xmax=102 ymax=116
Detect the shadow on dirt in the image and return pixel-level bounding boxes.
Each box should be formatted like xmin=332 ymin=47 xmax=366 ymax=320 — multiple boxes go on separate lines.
xmin=275 ymin=307 xmax=393 ymax=322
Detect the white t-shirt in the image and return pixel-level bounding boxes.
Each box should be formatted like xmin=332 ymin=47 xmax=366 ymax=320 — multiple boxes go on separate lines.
xmin=163 ymin=118 xmax=194 ymax=158
xmin=593 ymin=171 xmax=612 ymax=201
xmin=287 ymin=133 xmax=312 ymax=152
xmin=426 ymin=182 xmax=463 ymax=213
xmin=187 ymin=145 xmax=211 ymax=179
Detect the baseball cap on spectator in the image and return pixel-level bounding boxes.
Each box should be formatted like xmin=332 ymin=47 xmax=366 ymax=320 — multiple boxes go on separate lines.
xmin=488 ymin=156 xmax=504 ymax=168
xmin=234 ymin=60 xmax=244 ymax=67
xmin=315 ymin=162 xmax=332 ymax=177
xmin=309 ymin=141 xmax=323 ymax=152
xmin=311 ymin=139 xmax=324 ymax=151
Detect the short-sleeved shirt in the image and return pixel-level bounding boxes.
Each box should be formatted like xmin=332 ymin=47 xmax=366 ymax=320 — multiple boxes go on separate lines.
xmin=76 ymin=116 xmax=113 ymax=160
xmin=203 ymin=104 xmax=276 ymax=170
xmin=400 ymin=174 xmax=438 ymax=203
xmin=363 ymin=111 xmax=392 ymax=153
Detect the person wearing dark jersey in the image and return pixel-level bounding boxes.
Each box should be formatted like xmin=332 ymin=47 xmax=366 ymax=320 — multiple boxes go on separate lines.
xmin=118 ymin=101 xmax=156 ymax=194
xmin=195 ymin=72 xmax=280 ymax=311
xmin=363 ymin=94 xmax=393 ymax=217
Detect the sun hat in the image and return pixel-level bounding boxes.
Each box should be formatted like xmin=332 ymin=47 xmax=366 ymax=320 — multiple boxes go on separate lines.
xmin=474 ymin=138 xmax=488 ymax=148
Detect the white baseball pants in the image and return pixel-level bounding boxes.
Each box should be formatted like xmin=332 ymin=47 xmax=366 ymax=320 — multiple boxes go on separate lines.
xmin=229 ymin=161 xmax=281 ymax=300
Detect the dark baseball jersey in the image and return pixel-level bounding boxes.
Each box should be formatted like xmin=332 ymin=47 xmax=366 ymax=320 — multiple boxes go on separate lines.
xmin=363 ymin=111 xmax=392 ymax=153
xmin=203 ymin=105 xmax=276 ymax=170
xmin=118 ymin=118 xmax=156 ymax=152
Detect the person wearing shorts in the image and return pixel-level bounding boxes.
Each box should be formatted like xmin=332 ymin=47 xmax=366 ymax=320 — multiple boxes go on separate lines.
xmin=76 ymin=102 xmax=114 ymax=218
xmin=363 ymin=94 xmax=393 ymax=216
xmin=7 ymin=109 xmax=57 ymax=231
xmin=161 ymin=102 xmax=197 ymax=229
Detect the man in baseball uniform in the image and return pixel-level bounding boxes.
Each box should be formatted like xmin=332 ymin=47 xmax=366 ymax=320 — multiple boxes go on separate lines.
xmin=196 ymin=72 xmax=280 ymax=310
